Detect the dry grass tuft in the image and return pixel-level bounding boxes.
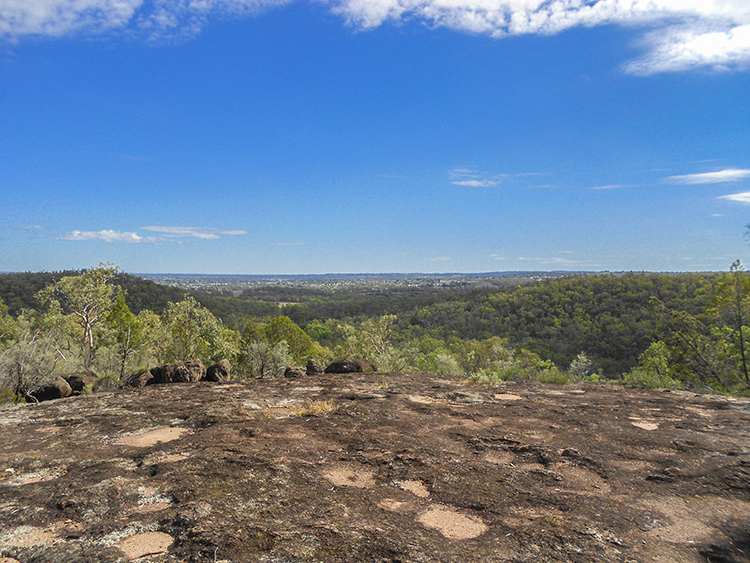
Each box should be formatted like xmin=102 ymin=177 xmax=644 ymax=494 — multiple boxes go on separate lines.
xmin=262 ymin=399 xmax=338 ymax=419
xmin=290 ymin=399 xmax=338 ymax=417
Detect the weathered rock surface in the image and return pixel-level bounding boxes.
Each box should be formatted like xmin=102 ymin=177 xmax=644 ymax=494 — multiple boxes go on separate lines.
xmin=63 ymin=371 xmax=97 ymax=395
xmin=148 ymin=359 xmax=206 ymax=384
xmin=124 ymin=371 xmax=153 ymax=388
xmin=204 ymin=360 xmax=231 ymax=383
xmin=1 ymin=373 xmax=749 ymax=562
xmin=28 ymin=377 xmax=72 ymax=402
xmin=306 ymin=359 xmax=324 ymax=375
xmin=324 ymin=358 xmax=377 ymax=374
xmin=284 ymin=366 xmax=306 ymax=378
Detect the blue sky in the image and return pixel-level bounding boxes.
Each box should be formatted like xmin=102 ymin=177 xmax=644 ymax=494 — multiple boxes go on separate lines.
xmin=1 ymin=0 xmax=750 ymax=274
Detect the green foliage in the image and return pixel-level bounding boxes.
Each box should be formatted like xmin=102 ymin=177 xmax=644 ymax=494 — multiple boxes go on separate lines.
xmin=243 ymin=339 xmax=293 ymax=378
xmin=567 ymin=352 xmax=594 ymax=379
xmin=335 ymin=315 xmax=409 ymax=372
xmin=621 ymin=369 xmax=684 ymax=390
xmin=0 ymin=297 xmax=15 ymax=344
xmin=265 ymin=316 xmax=316 ymax=364
xmin=0 ymin=315 xmax=64 ymax=400
xmin=160 ymin=295 xmax=240 ymax=364
xmin=36 ymin=264 xmax=120 ymax=369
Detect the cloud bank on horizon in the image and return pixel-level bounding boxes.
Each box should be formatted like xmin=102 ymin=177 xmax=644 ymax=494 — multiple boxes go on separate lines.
xmin=58 ymin=227 xmax=248 ymax=244
xmin=2 ymin=0 xmax=749 ymax=74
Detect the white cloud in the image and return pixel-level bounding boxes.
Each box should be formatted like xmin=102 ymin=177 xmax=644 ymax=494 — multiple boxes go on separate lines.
xmin=449 ymin=167 xmax=502 ymax=187
xmin=0 ymin=0 xmax=287 ymax=41
xmin=0 ymin=0 xmax=143 ymax=38
xmin=625 ymin=23 xmax=750 ymax=75
xmin=453 ymin=179 xmax=501 ymax=187
xmin=2 ymin=0 xmax=749 ymax=73
xmin=717 ymin=191 xmax=750 ymax=204
xmin=60 ymin=229 xmax=158 ymax=243
xmin=141 ymin=226 xmax=247 ymax=239
xmin=666 ymin=168 xmax=750 ymax=184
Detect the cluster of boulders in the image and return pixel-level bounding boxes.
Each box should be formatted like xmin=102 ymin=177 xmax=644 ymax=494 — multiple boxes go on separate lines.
xmin=284 ymin=358 xmax=378 ymax=378
xmin=124 ymin=358 xmax=231 ymax=388
xmin=24 ymin=357 xmax=379 ymax=402
xmin=28 ymin=370 xmax=97 ymax=402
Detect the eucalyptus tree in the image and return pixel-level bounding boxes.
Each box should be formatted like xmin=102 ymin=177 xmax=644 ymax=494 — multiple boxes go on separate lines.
xmin=36 ymin=264 xmax=120 ymax=369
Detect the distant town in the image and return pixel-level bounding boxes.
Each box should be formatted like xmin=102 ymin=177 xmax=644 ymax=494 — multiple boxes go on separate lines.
xmin=138 ymin=271 xmax=579 ymax=297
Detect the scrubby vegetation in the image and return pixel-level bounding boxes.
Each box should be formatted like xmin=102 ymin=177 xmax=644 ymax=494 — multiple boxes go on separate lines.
xmin=2 ymin=262 xmax=750 ymax=401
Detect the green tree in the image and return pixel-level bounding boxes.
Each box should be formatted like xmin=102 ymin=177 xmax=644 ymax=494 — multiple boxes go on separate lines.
xmin=0 ymin=297 xmax=15 ymax=344
xmin=713 ymin=260 xmax=750 ymax=384
xmin=265 ymin=316 xmax=316 ymax=364
xmin=243 ymin=339 xmax=292 ymax=378
xmin=336 ymin=314 xmax=408 ymax=371
xmin=160 ymin=295 xmax=240 ymax=364
xmin=36 ymin=264 xmax=120 ymax=369
xmin=0 ymin=315 xmax=62 ymax=401
xmin=105 ymin=292 xmax=144 ymax=380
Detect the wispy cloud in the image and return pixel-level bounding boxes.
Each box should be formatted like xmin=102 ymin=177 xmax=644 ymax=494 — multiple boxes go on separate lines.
xmin=58 ymin=226 xmax=247 ymax=243
xmin=141 ymin=226 xmax=247 ymax=239
xmin=449 ymin=167 xmax=502 ymax=187
xmin=666 ymin=168 xmax=750 ymax=184
xmin=0 ymin=225 xmax=48 ymax=230
xmin=59 ymin=230 xmax=159 ymax=243
xmin=3 ymin=0 xmax=747 ymax=74
xmin=717 ymin=191 xmax=750 ymax=204
xmin=429 ymin=256 xmax=452 ymax=262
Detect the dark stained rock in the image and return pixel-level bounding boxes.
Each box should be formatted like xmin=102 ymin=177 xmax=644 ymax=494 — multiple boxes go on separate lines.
xmin=149 ymin=359 xmax=206 ymax=385
xmin=124 ymin=371 xmax=154 ymax=388
xmin=64 ymin=371 xmax=98 ymax=395
xmin=324 ymin=358 xmax=378 ymax=374
xmin=205 ymin=360 xmax=231 ymax=383
xmin=122 ymin=371 xmax=154 ymax=387
xmin=2 ymin=374 xmax=750 ymax=562
xmin=284 ymin=366 xmax=306 ymax=378
xmin=306 ymin=359 xmax=324 ymax=375
xmin=29 ymin=377 xmax=72 ymax=402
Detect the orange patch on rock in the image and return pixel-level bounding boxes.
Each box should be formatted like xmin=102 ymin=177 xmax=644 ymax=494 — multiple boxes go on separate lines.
xmin=117 ymin=428 xmax=190 ymax=447
xmin=117 ymin=531 xmax=173 ymax=559
xmin=417 ymin=507 xmax=488 ymax=540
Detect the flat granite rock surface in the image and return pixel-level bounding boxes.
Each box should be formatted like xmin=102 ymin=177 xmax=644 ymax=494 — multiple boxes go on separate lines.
xmin=1 ymin=372 xmax=750 ymax=562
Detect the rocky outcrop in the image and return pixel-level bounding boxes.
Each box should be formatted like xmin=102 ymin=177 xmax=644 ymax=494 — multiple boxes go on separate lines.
xmin=306 ymin=359 xmax=324 ymax=375
xmin=64 ymin=371 xmax=98 ymax=395
xmin=124 ymin=371 xmax=154 ymax=388
xmin=284 ymin=366 xmax=306 ymax=378
xmin=29 ymin=376 xmax=72 ymax=402
xmin=324 ymin=358 xmax=378 ymax=374
xmin=205 ymin=360 xmax=231 ymax=383
xmin=149 ymin=359 xmax=206 ymax=384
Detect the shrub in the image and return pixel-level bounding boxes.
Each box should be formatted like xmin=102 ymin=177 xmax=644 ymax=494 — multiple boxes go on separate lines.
xmin=621 ymin=368 xmax=683 ymax=390
xmin=538 ymin=367 xmax=577 ymax=385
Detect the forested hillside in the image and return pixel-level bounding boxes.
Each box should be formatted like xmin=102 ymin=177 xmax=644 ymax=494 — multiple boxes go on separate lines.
xmin=1 ymin=266 xmax=749 ymax=401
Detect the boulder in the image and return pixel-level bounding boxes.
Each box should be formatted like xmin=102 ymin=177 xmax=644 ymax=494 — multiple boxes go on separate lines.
xmin=306 ymin=359 xmax=324 ymax=375
xmin=29 ymin=377 xmax=72 ymax=402
xmin=124 ymin=371 xmax=154 ymax=388
xmin=205 ymin=360 xmax=231 ymax=383
xmin=148 ymin=359 xmax=206 ymax=385
xmin=324 ymin=358 xmax=378 ymax=374
xmin=284 ymin=366 xmax=306 ymax=379
xmin=64 ymin=371 xmax=98 ymax=395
